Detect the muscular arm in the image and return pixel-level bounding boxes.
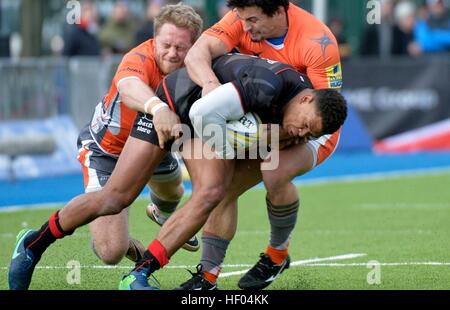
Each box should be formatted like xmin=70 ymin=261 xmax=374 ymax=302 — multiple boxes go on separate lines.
xmin=184 ymin=35 xmax=228 ymax=89
xmin=117 ymin=78 xmax=158 ymax=113
xmin=118 ymin=78 xmax=180 ymax=148
xmin=189 ymin=83 xmax=244 ymax=158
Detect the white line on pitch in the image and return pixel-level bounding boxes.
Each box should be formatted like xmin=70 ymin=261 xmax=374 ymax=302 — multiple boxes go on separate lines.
xmin=219 ymin=253 xmax=368 ymax=278
xmin=304 ymin=262 xmax=450 ymax=267
xmin=0 ymin=253 xmax=366 ymax=271
xmin=3 ymin=257 xmax=450 ymax=271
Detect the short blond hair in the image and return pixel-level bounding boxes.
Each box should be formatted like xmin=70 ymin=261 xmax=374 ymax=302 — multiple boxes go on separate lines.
xmin=154 ymin=3 xmax=203 ymax=43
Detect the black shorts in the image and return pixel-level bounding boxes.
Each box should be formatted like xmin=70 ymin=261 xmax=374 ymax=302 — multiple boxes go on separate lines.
xmin=129 ymin=112 xmax=171 ymax=149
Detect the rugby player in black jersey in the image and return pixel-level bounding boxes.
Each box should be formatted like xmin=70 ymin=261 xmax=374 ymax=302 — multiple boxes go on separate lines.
xmin=8 ymin=54 xmax=346 ymax=290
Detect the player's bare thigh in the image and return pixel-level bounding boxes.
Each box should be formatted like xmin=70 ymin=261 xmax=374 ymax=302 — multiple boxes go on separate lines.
xmin=222 ymin=159 xmax=262 ymax=200
xmin=99 ymin=136 xmax=167 ymax=208
xmin=202 ymin=159 xmax=261 ymax=239
xmin=262 ymin=143 xmax=314 ymax=186
xmin=180 ymin=138 xmax=235 ymax=194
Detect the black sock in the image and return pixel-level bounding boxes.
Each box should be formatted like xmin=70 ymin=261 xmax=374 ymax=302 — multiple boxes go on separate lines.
xmin=134 ymin=250 xmax=162 ymax=277
xmin=24 ymin=210 xmax=72 ymax=258
xmin=24 ymin=222 xmax=56 ymax=259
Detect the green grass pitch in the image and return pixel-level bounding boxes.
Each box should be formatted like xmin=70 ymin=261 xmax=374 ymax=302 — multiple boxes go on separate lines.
xmin=1 ymin=172 xmax=450 ymax=290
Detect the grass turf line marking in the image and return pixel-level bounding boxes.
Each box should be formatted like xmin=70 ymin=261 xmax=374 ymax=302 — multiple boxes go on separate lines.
xmin=303 ymin=262 xmax=450 ymax=267
xmin=219 ymin=253 xmax=367 ymax=278
xmin=0 ymin=253 xmax=366 ymax=271
xmin=3 ymin=258 xmax=450 ymax=271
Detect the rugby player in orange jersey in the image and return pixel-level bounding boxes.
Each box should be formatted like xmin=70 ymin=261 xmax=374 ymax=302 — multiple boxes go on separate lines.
xmin=76 ymin=3 xmax=203 ymax=264
xmin=180 ymin=0 xmax=344 ymax=290
xmin=8 ymin=3 xmax=203 ymax=290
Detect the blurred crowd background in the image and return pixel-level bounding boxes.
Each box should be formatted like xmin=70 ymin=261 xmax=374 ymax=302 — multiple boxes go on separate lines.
xmin=0 ymin=0 xmax=449 ymax=59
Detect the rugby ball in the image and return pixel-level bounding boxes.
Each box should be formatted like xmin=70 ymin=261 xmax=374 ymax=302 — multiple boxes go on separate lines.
xmin=226 ymin=112 xmax=262 ymax=152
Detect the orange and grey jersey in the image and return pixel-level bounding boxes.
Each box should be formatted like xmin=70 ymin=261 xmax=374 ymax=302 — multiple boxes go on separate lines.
xmin=89 ymin=39 xmax=163 ymax=156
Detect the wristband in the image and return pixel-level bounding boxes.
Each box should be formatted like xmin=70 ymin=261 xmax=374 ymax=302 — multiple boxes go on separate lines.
xmin=144 ymin=96 xmax=163 ymax=114
xmin=151 ymin=102 xmax=169 ymax=116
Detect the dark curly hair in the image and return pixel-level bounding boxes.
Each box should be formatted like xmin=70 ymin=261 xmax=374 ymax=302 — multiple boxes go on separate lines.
xmin=227 ymin=0 xmax=289 ymax=17
xmin=314 ymin=89 xmax=348 ymax=135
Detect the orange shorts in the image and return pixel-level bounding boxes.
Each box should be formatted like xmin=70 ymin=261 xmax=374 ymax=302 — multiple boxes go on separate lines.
xmin=305 ymin=128 xmax=341 ymax=168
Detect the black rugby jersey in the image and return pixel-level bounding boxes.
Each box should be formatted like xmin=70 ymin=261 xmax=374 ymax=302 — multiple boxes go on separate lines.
xmin=156 ymin=53 xmax=313 ymax=126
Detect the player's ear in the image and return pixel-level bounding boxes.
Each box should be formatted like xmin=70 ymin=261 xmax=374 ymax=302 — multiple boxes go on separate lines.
xmin=275 ymin=6 xmax=285 ymax=16
xmin=300 ymin=92 xmax=314 ymax=105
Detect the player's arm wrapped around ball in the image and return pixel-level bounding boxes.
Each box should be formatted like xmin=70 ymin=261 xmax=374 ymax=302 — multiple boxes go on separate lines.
xmin=189 ymin=83 xmax=245 ymax=158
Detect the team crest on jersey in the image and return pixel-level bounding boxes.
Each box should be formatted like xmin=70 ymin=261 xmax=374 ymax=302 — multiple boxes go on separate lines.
xmin=326 ymin=63 xmax=343 ymax=89
xmin=311 ymin=32 xmax=335 ymax=59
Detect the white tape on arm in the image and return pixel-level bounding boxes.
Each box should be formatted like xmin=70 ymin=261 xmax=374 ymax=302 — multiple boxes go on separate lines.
xmin=151 ymin=102 xmax=169 ymax=115
xmin=143 ymin=97 xmax=167 ymax=115
xmin=189 ymin=83 xmax=244 ymax=158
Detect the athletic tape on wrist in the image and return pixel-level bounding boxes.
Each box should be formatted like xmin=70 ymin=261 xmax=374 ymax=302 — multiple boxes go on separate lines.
xmin=151 ymin=102 xmax=169 ymax=115
xmin=144 ymin=97 xmax=162 ymax=114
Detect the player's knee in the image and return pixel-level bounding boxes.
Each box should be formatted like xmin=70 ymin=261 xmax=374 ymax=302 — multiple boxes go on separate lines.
xmin=165 ymin=184 xmax=184 ymax=202
xmin=194 ymin=185 xmax=226 ymax=212
xmin=262 ymin=170 xmax=291 ymax=194
xmin=91 ymin=240 xmax=127 ymax=265
xmin=152 ymin=183 xmax=184 ymax=201
xmin=204 ymin=186 xmax=227 ymax=207
xmin=99 ymin=252 xmax=125 ymax=265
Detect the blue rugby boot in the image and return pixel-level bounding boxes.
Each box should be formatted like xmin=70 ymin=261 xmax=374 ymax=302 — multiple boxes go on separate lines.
xmin=119 ymin=267 xmax=160 ymax=290
xmin=8 ymin=229 xmax=40 ymax=290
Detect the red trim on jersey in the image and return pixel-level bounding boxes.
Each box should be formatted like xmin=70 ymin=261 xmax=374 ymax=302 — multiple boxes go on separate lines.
xmin=275 ymin=67 xmax=296 ymax=75
xmin=162 ymin=78 xmax=176 ymax=112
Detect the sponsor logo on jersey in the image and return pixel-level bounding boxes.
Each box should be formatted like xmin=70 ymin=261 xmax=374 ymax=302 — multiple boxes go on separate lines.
xmin=326 ymin=63 xmax=343 ymax=89
xmin=119 ymin=67 xmax=145 ymax=76
xmin=210 ymin=27 xmax=224 ymax=36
